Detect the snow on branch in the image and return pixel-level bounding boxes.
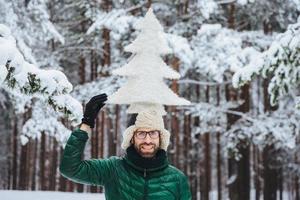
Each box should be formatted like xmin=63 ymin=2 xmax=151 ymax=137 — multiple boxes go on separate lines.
xmin=184 ymin=100 xmax=300 ymax=161
xmin=86 ymin=9 xmax=138 ymax=40
xmin=27 ymin=0 xmax=65 ymax=44
xmin=225 ymin=109 xmax=300 ymax=160
xmin=197 ymin=0 xmax=219 ymax=19
xmin=190 ymin=24 xmax=272 ymax=83
xmin=184 ymin=100 xmax=245 ymax=135
xmin=0 ymin=24 xmax=82 ymax=124
xmin=233 ymin=19 xmax=300 ymax=109
xmin=21 ymin=100 xmax=72 ymax=146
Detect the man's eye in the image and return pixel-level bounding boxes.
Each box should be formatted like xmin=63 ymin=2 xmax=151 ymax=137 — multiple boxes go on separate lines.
xmin=138 ymin=132 xmax=146 ymax=136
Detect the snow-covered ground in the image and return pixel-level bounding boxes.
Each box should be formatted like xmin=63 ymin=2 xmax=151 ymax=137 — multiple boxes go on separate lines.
xmin=0 ymin=189 xmax=293 ymax=200
xmin=0 ymin=190 xmax=105 ymax=200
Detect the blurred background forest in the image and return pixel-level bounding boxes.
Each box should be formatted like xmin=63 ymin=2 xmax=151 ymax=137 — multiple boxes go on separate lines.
xmin=0 ymin=0 xmax=300 ymax=200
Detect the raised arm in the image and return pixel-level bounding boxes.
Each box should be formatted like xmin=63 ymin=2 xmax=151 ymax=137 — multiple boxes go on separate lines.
xmin=59 ymin=127 xmax=116 ymax=186
xmin=59 ymin=93 xmax=112 ymax=186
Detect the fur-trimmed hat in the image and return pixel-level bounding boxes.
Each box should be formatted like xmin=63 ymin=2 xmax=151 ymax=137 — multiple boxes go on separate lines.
xmin=121 ymin=110 xmax=170 ymax=151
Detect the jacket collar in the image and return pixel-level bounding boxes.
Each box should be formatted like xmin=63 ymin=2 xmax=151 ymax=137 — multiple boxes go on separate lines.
xmin=124 ymin=144 xmax=169 ymax=173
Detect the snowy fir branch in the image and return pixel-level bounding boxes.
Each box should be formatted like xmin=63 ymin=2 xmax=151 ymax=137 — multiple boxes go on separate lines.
xmin=185 ymin=99 xmax=300 ymax=161
xmin=233 ymin=19 xmax=300 ymax=109
xmin=225 ymin=108 xmax=300 ymax=160
xmin=178 ymin=79 xmax=232 ymax=86
xmin=185 ymin=100 xmax=253 ymax=135
xmin=26 ymin=0 xmax=65 ymax=44
xmin=189 ymin=24 xmax=273 ymax=83
xmin=0 ymin=24 xmax=82 ymax=125
xmin=86 ymin=8 xmax=138 ymax=38
xmin=20 ymin=100 xmax=72 ymax=146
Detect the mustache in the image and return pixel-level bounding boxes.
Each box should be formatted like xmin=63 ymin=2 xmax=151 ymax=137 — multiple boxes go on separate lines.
xmin=139 ymin=143 xmax=156 ymax=147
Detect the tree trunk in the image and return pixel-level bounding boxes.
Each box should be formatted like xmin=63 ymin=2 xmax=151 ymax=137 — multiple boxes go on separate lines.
xmin=228 ymin=3 xmax=235 ymax=29
xmin=107 ymin=109 xmax=115 ymax=156
xmin=59 ymin=147 xmax=67 ymax=191
xmin=200 ymin=86 xmax=211 ymax=200
xmin=99 ymin=0 xmax=112 ymax=77
xmin=227 ymin=83 xmax=250 ymax=200
xmin=79 ymin=56 xmax=86 ymax=84
xmin=146 ymin=0 xmax=152 ymax=8
xmin=39 ymin=131 xmax=46 ymax=190
xmin=278 ymin=168 xmax=283 ymax=200
xmin=183 ymin=114 xmax=190 ymax=174
xmin=262 ymin=78 xmax=278 ymax=200
xmin=263 ymin=145 xmax=277 ymax=200
xmin=90 ymin=50 xmax=97 ymax=81
xmin=12 ymin=116 xmax=18 ymax=189
xmin=99 ymin=111 xmax=105 ymax=193
xmin=296 ymin=177 xmax=300 ymax=200
xmin=216 ymin=85 xmax=222 ymax=200
xmin=170 ymin=56 xmax=180 ymax=167
xmin=18 ymin=142 xmax=28 ymax=189
xmin=31 ymin=138 xmax=38 ymax=190
xmin=254 ymin=145 xmax=261 ymax=200
xmin=49 ymin=138 xmax=58 ymax=190
xmin=90 ymin=124 xmax=98 ymax=193
xmin=115 ymin=105 xmax=120 ymax=155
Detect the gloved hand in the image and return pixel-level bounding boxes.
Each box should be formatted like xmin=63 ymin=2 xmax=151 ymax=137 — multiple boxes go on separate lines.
xmin=81 ymin=93 xmax=107 ymax=128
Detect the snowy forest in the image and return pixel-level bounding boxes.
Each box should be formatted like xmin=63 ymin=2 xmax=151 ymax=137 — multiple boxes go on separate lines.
xmin=0 ymin=0 xmax=300 ymax=200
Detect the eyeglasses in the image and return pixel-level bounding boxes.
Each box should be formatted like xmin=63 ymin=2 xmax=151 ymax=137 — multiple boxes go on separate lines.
xmin=134 ymin=130 xmax=160 ymax=139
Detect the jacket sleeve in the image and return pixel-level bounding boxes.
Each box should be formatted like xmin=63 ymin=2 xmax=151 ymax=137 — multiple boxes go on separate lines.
xmin=179 ymin=175 xmax=192 ymax=200
xmin=59 ymin=128 xmax=116 ymax=186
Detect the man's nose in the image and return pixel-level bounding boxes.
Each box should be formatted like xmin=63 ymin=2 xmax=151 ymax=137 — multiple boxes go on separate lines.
xmin=144 ymin=134 xmax=152 ymax=142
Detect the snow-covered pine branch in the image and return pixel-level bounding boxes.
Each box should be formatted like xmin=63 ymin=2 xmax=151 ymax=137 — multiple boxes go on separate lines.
xmin=0 ymin=24 xmax=82 ymax=124
xmin=233 ymin=19 xmax=300 ymax=109
xmin=26 ymin=0 xmax=65 ymax=44
xmin=86 ymin=8 xmax=138 ymax=40
xmin=196 ymin=0 xmax=219 ymax=19
xmin=182 ymin=0 xmax=257 ymax=21
xmin=225 ymin=108 xmax=300 ymax=160
xmin=20 ymin=99 xmax=72 ymax=146
xmin=183 ymin=99 xmax=255 ymax=137
xmin=190 ymin=24 xmax=272 ymax=83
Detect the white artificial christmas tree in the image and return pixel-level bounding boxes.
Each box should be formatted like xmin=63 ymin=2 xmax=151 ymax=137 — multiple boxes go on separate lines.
xmin=107 ymin=7 xmax=190 ymax=114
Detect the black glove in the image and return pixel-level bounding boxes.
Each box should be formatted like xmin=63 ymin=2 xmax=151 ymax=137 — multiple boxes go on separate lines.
xmin=81 ymin=93 xmax=107 ymax=128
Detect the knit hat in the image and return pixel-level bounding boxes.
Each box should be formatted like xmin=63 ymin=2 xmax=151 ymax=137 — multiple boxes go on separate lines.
xmin=121 ymin=110 xmax=170 ymax=151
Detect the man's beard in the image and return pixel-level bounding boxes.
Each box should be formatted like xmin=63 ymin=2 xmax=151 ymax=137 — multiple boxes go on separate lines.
xmin=134 ymin=143 xmax=159 ymax=158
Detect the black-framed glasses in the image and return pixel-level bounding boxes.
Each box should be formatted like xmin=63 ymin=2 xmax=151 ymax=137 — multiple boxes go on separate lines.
xmin=134 ymin=130 xmax=160 ymax=139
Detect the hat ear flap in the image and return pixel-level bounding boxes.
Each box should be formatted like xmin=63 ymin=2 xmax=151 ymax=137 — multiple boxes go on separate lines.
xmin=130 ymin=136 xmax=135 ymax=145
xmin=121 ymin=125 xmax=136 ymax=150
xmin=160 ymin=129 xmax=170 ymax=151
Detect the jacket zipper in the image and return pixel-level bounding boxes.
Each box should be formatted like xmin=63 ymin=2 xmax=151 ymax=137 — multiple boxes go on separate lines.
xmin=143 ymin=169 xmax=148 ymax=200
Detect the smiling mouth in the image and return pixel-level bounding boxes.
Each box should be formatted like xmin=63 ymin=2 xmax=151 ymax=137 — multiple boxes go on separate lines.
xmin=141 ymin=145 xmax=154 ymax=150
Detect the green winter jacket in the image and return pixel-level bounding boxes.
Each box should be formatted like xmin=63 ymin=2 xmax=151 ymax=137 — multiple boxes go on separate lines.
xmin=59 ymin=128 xmax=192 ymax=200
